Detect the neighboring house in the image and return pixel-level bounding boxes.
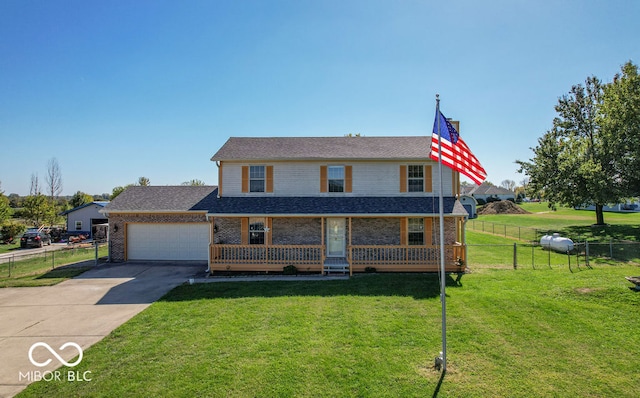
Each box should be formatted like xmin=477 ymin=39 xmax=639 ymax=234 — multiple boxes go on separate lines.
xmin=103 ymin=136 xmax=469 ymax=274
xmin=458 ymin=195 xmax=478 ymax=219
xmin=576 ymin=200 xmax=640 ymax=213
xmin=463 ymin=182 xmax=515 ymax=203
xmin=60 ymin=201 xmax=109 ymax=239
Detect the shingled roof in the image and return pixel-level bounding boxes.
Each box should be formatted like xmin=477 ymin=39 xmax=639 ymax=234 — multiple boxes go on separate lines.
xmin=462 ymin=182 xmax=514 ymax=196
xmin=102 ymin=185 xmax=467 ymax=217
xmin=210 ymin=136 xmax=432 ymax=161
xmin=103 ymin=186 xmax=218 ymax=213
xmin=207 ymin=196 xmax=468 ymax=217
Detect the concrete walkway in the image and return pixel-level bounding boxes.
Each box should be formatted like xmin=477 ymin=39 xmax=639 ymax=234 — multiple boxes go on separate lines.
xmin=0 ymin=262 xmax=204 ymax=398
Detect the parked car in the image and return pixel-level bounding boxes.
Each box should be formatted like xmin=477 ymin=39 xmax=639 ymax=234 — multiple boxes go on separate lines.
xmin=20 ymin=232 xmax=52 ymax=248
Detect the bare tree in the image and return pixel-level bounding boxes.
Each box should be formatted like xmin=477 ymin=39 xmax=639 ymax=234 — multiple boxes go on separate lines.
xmin=501 ymin=179 xmax=516 ymax=191
xmin=46 ymin=157 xmax=63 ymax=200
xmin=30 ymin=173 xmax=41 ymax=195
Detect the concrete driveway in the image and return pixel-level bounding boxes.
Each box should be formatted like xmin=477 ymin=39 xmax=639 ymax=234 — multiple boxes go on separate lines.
xmin=0 ymin=262 xmax=205 ymax=398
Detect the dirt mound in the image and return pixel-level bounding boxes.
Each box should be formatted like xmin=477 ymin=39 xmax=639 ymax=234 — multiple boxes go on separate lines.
xmin=478 ymin=200 xmax=530 ymax=215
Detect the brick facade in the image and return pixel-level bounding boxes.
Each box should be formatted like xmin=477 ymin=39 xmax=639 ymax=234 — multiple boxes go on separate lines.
xmin=211 ymin=216 xmax=458 ymax=247
xmin=272 ymin=218 xmax=322 ymax=245
xmin=351 ymin=218 xmax=401 ymax=245
xmin=111 ymin=213 xmax=461 ymax=264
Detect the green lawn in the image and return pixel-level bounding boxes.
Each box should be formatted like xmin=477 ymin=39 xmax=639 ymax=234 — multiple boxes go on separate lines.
xmin=466 ymin=230 xmax=583 ymax=269
xmin=475 ymin=203 xmax=640 ymax=241
xmin=0 ymin=241 xmax=20 ymax=254
xmin=19 ymin=265 xmax=640 ymax=397
xmin=0 ymin=245 xmax=107 ymax=287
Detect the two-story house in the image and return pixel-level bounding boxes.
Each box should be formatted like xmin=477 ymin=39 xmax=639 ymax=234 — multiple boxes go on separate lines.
xmin=103 ymin=136 xmax=469 ymax=274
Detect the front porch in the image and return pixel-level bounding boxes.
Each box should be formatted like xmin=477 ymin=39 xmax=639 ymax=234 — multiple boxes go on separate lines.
xmin=209 ymin=243 xmax=466 ymax=275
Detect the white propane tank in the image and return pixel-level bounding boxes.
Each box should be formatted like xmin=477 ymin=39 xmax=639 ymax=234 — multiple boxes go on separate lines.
xmin=540 ymin=233 xmax=574 ymax=253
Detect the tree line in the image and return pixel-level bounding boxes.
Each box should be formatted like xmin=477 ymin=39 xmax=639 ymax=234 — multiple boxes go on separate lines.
xmin=1 ymin=163 xmax=207 ymax=242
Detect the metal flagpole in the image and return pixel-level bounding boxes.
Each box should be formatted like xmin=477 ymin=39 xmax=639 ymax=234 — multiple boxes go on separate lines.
xmin=436 ymin=94 xmax=447 ymax=372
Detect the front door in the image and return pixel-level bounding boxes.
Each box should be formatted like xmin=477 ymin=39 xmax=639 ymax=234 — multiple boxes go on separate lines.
xmin=327 ymin=218 xmax=346 ymax=257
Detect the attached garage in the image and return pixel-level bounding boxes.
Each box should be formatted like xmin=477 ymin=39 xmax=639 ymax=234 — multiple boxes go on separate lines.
xmin=127 ymin=223 xmax=210 ymax=261
xmin=102 ymin=185 xmax=219 ymax=263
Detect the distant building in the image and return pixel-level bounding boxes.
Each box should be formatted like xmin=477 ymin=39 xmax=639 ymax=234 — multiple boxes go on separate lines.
xmin=60 ymin=201 xmax=109 ymax=239
xmin=458 ymin=195 xmax=478 ymax=218
xmin=576 ymin=199 xmax=640 ymax=213
xmin=461 ymin=182 xmax=516 ymax=203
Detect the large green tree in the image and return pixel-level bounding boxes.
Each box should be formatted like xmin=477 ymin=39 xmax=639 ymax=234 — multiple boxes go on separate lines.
xmin=22 ymin=193 xmax=56 ymax=227
xmin=0 ymin=182 xmax=11 ymax=225
xmin=600 ymin=61 xmax=640 ymax=197
xmin=517 ymin=72 xmax=627 ymax=225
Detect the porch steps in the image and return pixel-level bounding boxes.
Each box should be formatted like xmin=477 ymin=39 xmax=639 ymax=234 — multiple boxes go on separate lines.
xmin=323 ymin=258 xmax=350 ymax=276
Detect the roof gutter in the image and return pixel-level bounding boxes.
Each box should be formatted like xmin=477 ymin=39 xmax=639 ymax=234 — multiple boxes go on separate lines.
xmin=101 ymin=210 xmax=209 ymax=214
xmin=205 ymin=212 xmax=464 ymax=218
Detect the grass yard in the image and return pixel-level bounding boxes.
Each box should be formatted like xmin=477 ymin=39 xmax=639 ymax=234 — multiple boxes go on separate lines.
xmin=466 ymin=230 xmax=583 ymax=269
xmin=0 ymin=245 xmax=108 ymax=287
xmin=19 ymin=265 xmax=640 ymax=397
xmin=0 ymin=241 xmax=20 ymax=254
xmin=475 ymin=203 xmax=640 ymax=242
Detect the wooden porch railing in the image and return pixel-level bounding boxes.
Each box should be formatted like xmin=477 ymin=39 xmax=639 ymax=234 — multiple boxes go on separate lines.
xmin=349 ymin=243 xmax=465 ymax=268
xmin=210 ymin=244 xmax=324 ymax=267
xmin=210 ymin=243 xmax=465 ymax=272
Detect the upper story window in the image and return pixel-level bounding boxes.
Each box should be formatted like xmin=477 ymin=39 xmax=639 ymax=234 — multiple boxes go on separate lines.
xmin=242 ymin=165 xmax=272 ymax=193
xmin=408 ymin=218 xmax=424 ymax=245
xmin=408 ymin=165 xmax=424 ymax=192
xmin=249 ymin=166 xmax=265 ymax=192
xmin=400 ymin=165 xmax=432 ymax=193
xmin=328 ymin=166 xmax=345 ymax=192
xmin=320 ymin=165 xmax=352 ymax=193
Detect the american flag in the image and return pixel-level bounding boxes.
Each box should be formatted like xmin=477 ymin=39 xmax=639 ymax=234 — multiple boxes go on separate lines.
xmin=430 ymin=109 xmax=487 ymax=185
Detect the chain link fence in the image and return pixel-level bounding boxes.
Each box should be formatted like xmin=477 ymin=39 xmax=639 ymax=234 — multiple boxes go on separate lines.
xmin=467 ymin=241 xmax=640 ymax=270
xmin=0 ymin=241 xmax=108 ymax=279
xmin=468 ymin=219 xmax=540 ymax=241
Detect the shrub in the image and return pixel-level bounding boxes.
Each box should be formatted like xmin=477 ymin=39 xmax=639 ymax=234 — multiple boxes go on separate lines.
xmin=283 ymin=265 xmax=298 ymax=275
xmin=1 ymin=222 xmax=25 ymax=244
xmin=364 ymin=267 xmax=377 ymax=273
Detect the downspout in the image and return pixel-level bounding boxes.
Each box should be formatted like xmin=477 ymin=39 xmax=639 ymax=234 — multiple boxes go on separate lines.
xmin=205 ymin=214 xmax=212 ymax=274
xmin=216 ymin=161 xmax=222 ymax=198
xmin=463 ymin=217 xmax=468 ymax=269
xmin=102 ymin=210 xmax=111 ymax=263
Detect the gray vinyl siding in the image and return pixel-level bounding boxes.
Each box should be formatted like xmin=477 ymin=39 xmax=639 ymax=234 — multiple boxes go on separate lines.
xmin=65 ymin=204 xmax=106 ymax=236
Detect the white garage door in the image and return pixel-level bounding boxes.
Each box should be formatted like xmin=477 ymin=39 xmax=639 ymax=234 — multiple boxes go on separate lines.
xmin=127 ymin=223 xmax=209 ymax=261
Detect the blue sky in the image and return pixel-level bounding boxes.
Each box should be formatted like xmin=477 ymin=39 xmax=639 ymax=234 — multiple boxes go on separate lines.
xmin=1 ymin=0 xmax=638 ymax=196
